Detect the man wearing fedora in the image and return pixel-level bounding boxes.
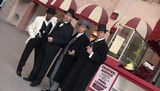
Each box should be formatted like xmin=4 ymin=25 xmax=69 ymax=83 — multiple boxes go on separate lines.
xmin=61 ymin=24 xmax=109 ymax=91
xmin=25 ymin=8 xmax=75 ymax=87
xmin=41 ymin=20 xmax=90 ymax=91
xmin=16 ymin=8 xmax=57 ymax=77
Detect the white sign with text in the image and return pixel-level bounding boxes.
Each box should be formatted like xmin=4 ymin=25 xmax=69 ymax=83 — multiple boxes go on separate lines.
xmin=89 ymin=64 xmax=118 ymax=91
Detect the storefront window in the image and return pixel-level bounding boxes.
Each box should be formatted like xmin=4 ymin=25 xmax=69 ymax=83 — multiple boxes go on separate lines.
xmin=108 ymin=25 xmax=134 ymax=59
xmin=108 ymin=25 xmax=148 ymax=69
xmin=120 ymin=32 xmax=148 ymax=68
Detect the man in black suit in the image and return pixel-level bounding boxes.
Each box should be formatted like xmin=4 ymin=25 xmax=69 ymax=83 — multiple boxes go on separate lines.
xmin=61 ymin=24 xmax=109 ymax=91
xmin=23 ymin=9 xmax=75 ymax=87
xmin=41 ymin=20 xmax=90 ymax=91
xmin=16 ymin=8 xmax=57 ymax=77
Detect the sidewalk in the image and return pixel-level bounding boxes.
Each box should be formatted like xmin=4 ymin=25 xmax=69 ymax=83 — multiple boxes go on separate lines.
xmin=0 ymin=20 xmax=48 ymax=91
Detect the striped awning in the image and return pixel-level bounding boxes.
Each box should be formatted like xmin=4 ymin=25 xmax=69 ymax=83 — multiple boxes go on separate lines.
xmin=110 ymin=17 xmax=152 ymax=40
xmin=33 ymin=0 xmax=77 ymax=11
xmin=75 ymin=4 xmax=108 ymax=25
xmin=147 ymin=18 xmax=160 ymax=56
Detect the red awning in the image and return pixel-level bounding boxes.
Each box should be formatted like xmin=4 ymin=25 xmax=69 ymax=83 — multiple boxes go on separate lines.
xmin=110 ymin=17 xmax=152 ymax=40
xmin=75 ymin=4 xmax=108 ymax=25
xmin=147 ymin=18 xmax=160 ymax=56
xmin=33 ymin=0 xmax=77 ymax=11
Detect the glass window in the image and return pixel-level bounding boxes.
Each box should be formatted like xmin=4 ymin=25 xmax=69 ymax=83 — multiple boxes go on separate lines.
xmin=108 ymin=25 xmax=134 ymax=59
xmin=120 ymin=32 xmax=148 ymax=68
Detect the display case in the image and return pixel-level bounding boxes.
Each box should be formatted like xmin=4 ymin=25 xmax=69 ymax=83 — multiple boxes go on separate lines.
xmin=108 ymin=24 xmax=148 ymax=69
xmin=105 ymin=24 xmax=160 ymax=90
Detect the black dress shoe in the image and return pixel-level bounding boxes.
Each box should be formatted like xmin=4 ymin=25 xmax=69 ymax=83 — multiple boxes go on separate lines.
xmin=30 ymin=81 xmax=40 ymax=87
xmin=16 ymin=70 xmax=22 ymax=77
xmin=41 ymin=88 xmax=50 ymax=91
xmin=23 ymin=77 xmax=33 ymax=82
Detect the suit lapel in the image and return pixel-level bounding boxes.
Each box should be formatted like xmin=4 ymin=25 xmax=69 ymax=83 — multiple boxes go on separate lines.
xmin=93 ymin=40 xmax=105 ymax=51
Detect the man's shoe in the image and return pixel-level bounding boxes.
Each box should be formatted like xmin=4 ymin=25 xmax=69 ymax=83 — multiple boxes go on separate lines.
xmin=16 ymin=70 xmax=22 ymax=77
xmin=30 ymin=81 xmax=40 ymax=87
xmin=23 ymin=77 xmax=33 ymax=82
xmin=41 ymin=88 xmax=50 ymax=91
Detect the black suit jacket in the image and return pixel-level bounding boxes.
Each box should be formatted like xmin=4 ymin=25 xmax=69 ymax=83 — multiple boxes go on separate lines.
xmin=62 ymin=39 xmax=109 ymax=91
xmin=47 ymin=33 xmax=89 ymax=78
xmin=45 ymin=22 xmax=74 ymax=53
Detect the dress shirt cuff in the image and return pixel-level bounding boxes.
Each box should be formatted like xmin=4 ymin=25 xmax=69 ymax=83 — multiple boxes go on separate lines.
xmin=89 ymin=52 xmax=94 ymax=58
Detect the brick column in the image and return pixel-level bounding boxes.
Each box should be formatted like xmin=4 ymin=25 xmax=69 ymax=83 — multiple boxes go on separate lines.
xmin=17 ymin=1 xmax=39 ymax=31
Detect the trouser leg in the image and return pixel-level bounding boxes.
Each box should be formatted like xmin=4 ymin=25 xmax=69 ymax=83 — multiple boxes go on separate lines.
xmin=27 ymin=45 xmax=45 ymax=80
xmin=33 ymin=53 xmax=55 ymax=84
xmin=17 ymin=39 xmax=35 ymax=71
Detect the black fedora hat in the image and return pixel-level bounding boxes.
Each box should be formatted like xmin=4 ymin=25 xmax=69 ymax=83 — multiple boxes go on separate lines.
xmin=65 ymin=8 xmax=75 ymax=18
xmin=46 ymin=8 xmax=57 ymax=14
xmin=97 ymin=24 xmax=108 ymax=32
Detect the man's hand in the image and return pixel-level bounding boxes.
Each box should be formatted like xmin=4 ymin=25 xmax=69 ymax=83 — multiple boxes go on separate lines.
xmin=68 ymin=50 xmax=75 ymax=56
xmin=48 ymin=37 xmax=53 ymax=42
xmin=87 ymin=46 xmax=93 ymax=54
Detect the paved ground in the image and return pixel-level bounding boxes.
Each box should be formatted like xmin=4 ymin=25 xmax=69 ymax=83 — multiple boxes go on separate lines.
xmin=0 ymin=20 xmax=49 ymax=91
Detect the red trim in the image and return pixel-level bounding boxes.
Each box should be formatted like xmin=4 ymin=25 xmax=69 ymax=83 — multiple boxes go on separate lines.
xmin=51 ymin=0 xmax=63 ymax=8
xmin=110 ymin=17 xmax=152 ymax=40
xmin=75 ymin=13 xmax=98 ymax=25
xmin=80 ymin=4 xmax=97 ymax=19
xmin=46 ymin=0 xmax=53 ymax=5
xmin=70 ymin=0 xmax=77 ymax=11
xmin=75 ymin=4 xmax=108 ymax=25
xmin=148 ymin=18 xmax=160 ymax=41
xmin=33 ymin=0 xmax=77 ymax=12
xmin=104 ymin=56 xmax=160 ymax=91
xmin=108 ymin=72 xmax=119 ymax=91
xmin=32 ymin=0 xmax=49 ymax=7
xmin=147 ymin=18 xmax=160 ymax=56
xmin=145 ymin=22 xmax=152 ymax=40
xmin=99 ymin=8 xmax=108 ymax=25
xmin=125 ymin=17 xmax=140 ymax=29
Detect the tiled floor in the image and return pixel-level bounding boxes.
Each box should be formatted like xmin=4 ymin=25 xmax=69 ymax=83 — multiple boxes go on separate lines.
xmin=0 ymin=20 xmax=48 ymax=91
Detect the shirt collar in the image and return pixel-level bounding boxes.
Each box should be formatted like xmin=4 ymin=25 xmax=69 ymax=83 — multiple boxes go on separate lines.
xmin=96 ymin=38 xmax=105 ymax=42
xmin=76 ymin=32 xmax=84 ymax=37
xmin=44 ymin=19 xmax=51 ymax=26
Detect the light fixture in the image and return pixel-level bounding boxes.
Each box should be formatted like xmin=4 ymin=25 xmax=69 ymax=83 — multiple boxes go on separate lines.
xmin=124 ymin=61 xmax=135 ymax=71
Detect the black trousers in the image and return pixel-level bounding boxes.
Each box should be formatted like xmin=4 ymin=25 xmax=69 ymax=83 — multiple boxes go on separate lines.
xmin=28 ymin=43 xmax=61 ymax=84
xmin=17 ymin=37 xmax=43 ymax=71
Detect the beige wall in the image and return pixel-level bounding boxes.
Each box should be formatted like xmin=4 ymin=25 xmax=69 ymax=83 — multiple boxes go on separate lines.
xmin=0 ymin=0 xmax=17 ymax=21
xmin=107 ymin=0 xmax=160 ymax=30
xmin=122 ymin=0 xmax=160 ymax=29
xmin=7 ymin=0 xmax=30 ymax=26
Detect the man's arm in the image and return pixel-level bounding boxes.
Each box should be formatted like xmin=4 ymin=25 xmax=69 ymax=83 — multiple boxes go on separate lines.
xmin=27 ymin=17 xmax=39 ymax=39
xmin=87 ymin=43 xmax=108 ymax=64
